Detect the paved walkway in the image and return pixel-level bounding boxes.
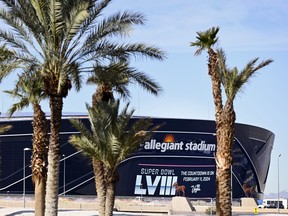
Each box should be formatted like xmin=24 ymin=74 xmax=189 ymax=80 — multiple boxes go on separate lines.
xmin=0 ymin=208 xmax=168 ymax=216
xmin=1 ymin=197 xmax=288 ymax=216
xmin=1 ymin=208 xmax=288 ymax=216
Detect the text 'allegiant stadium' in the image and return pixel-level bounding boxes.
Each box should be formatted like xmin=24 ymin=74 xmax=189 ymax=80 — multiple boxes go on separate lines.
xmin=143 ymin=139 xmax=216 ymax=153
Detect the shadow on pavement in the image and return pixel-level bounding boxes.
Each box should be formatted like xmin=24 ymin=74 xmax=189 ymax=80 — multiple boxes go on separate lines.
xmin=6 ymin=210 xmax=34 ymax=216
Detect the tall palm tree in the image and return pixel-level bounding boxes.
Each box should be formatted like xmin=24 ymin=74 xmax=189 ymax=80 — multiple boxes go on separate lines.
xmin=0 ymin=0 xmax=165 ymax=215
xmin=69 ymin=99 xmax=158 ymax=216
xmin=191 ymin=27 xmax=273 ymax=216
xmin=4 ymin=71 xmax=48 ymax=216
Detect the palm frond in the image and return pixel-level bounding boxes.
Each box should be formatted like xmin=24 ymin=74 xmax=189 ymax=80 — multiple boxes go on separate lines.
xmin=216 ymin=49 xmax=273 ymax=100
xmin=109 ymin=43 xmax=166 ymax=61
xmin=3 ymin=68 xmax=46 ymax=116
xmin=69 ymin=118 xmax=94 ymax=142
xmin=49 ymin=0 xmax=63 ymax=45
xmin=0 ymin=45 xmax=20 ymax=81
xmin=233 ymin=58 xmax=273 ymax=98
xmin=85 ymin=11 xmax=145 ymax=47
xmin=191 ymin=26 xmax=220 ymax=56
xmin=0 ymin=30 xmax=30 ymax=55
xmin=68 ymin=62 xmax=82 ymax=91
xmin=30 ymin=0 xmax=48 ymax=29
xmin=0 ymin=124 xmax=12 ymax=134
xmin=129 ymin=70 xmax=162 ymax=96
xmin=0 ymin=5 xmax=44 ymax=59
xmin=65 ymin=1 xmax=89 ymax=42
xmin=69 ymin=134 xmax=100 ymax=158
xmin=87 ymin=60 xmax=162 ymax=100
xmin=78 ymin=0 xmax=110 ymax=36
xmin=69 ymin=99 xmax=161 ymax=173
xmin=6 ymin=98 xmax=30 ymax=117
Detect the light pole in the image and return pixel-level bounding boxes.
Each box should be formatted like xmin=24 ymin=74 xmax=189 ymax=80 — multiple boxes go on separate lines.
xmin=277 ymin=154 xmax=281 ymax=213
xmin=62 ymin=154 xmax=66 ymax=197
xmin=23 ymin=147 xmax=31 ymax=208
xmin=231 ymin=165 xmax=233 ymax=205
xmin=140 ymin=183 xmax=143 ymax=215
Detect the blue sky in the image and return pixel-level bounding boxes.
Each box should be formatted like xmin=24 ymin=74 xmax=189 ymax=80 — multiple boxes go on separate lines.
xmin=1 ymin=0 xmax=288 ymax=194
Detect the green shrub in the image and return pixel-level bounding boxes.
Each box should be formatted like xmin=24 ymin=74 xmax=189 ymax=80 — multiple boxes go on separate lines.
xmin=205 ymin=206 xmax=216 ymax=215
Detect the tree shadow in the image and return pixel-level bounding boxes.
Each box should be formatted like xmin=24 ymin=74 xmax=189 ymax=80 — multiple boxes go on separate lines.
xmin=6 ymin=210 xmax=34 ymax=216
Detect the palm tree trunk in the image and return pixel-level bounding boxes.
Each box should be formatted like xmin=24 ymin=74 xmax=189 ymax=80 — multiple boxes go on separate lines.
xmin=32 ymin=103 xmax=48 ymax=216
xmin=215 ymin=101 xmax=235 ymax=216
xmin=206 ymin=46 xmax=232 ymax=215
xmin=45 ymin=96 xmax=63 ymax=216
xmin=215 ymin=158 xmax=232 ymax=216
xmin=208 ymin=48 xmax=223 ymax=124
xmin=35 ymin=178 xmax=46 ymax=216
xmin=105 ymin=172 xmax=117 ymax=216
xmin=92 ymin=158 xmax=106 ymax=216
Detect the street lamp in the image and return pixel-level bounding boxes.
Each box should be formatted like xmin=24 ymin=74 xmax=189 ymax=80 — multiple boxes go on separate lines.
xmin=62 ymin=154 xmax=66 ymax=197
xmin=278 ymin=153 xmax=281 ymax=213
xmin=23 ymin=147 xmax=31 ymax=208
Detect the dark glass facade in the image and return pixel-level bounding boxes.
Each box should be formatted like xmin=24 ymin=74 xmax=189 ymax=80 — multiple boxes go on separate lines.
xmin=0 ymin=116 xmax=274 ymax=199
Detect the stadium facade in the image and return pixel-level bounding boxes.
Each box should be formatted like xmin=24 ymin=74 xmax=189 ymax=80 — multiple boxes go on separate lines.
xmin=0 ymin=115 xmax=274 ymax=199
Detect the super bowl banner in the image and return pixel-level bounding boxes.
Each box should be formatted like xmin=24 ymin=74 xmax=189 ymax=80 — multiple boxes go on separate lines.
xmin=116 ymin=133 xmax=217 ymax=198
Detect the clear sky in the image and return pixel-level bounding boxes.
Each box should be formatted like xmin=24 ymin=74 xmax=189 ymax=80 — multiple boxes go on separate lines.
xmin=1 ymin=0 xmax=288 ymax=195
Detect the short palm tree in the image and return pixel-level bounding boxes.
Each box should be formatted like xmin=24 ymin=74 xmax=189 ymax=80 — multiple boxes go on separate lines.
xmin=86 ymin=60 xmax=162 ymax=215
xmin=69 ymin=100 xmax=158 ymax=216
xmin=191 ymin=27 xmax=273 ymax=216
xmin=4 ymin=71 xmax=48 ymax=216
xmin=0 ymin=1 xmax=165 ymax=215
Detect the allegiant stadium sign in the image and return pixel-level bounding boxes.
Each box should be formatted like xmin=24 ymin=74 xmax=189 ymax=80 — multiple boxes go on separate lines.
xmin=130 ymin=134 xmax=217 ymax=196
xmin=142 ymin=139 xmax=216 ymax=153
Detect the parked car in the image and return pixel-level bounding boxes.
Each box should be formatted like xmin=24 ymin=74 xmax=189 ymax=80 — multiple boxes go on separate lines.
xmin=266 ymin=203 xmax=284 ymax=208
xmin=266 ymin=203 xmax=277 ymax=208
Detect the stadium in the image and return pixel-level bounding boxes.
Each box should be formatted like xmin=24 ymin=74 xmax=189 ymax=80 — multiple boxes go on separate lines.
xmin=0 ymin=115 xmax=274 ymax=199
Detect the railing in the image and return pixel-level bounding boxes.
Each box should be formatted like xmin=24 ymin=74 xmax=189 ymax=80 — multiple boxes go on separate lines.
xmin=0 ymin=149 xmax=94 ymax=195
xmin=0 ymin=174 xmax=32 ymax=192
xmin=59 ymin=176 xmax=95 ymax=196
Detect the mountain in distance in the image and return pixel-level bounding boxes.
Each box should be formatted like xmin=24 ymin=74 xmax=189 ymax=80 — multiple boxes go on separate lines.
xmin=264 ymin=190 xmax=288 ymax=199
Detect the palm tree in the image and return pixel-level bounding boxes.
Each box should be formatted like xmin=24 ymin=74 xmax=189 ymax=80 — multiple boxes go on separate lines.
xmin=0 ymin=0 xmax=165 ymax=215
xmin=86 ymin=60 xmax=162 ymax=215
xmin=4 ymin=71 xmax=48 ymax=216
xmin=191 ymin=27 xmax=273 ymax=216
xmin=69 ymin=99 xmax=158 ymax=216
